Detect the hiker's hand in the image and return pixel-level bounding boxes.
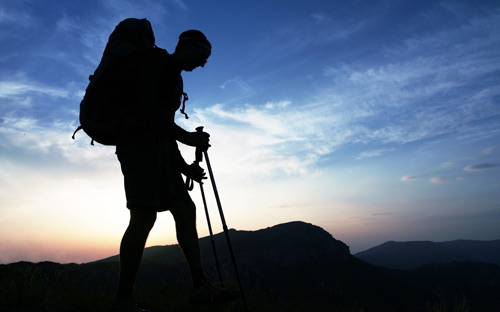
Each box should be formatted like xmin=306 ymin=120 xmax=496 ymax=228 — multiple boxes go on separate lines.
xmin=182 ymin=131 xmax=210 ymax=149
xmin=184 ymin=162 xmax=207 ymax=182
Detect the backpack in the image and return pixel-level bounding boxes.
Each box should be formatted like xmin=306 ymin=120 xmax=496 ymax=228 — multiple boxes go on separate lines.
xmin=72 ymin=18 xmax=157 ymax=145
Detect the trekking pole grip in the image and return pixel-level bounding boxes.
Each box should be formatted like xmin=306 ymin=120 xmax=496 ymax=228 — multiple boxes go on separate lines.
xmin=195 ymin=126 xmax=204 ymax=163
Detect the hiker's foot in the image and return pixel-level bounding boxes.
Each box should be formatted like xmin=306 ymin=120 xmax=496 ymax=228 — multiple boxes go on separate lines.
xmin=189 ymin=282 xmax=241 ymax=305
xmin=112 ymin=298 xmax=151 ymax=312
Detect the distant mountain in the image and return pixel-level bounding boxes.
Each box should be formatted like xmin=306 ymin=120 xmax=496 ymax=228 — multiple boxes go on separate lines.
xmin=2 ymin=221 xmax=500 ymax=312
xmin=354 ymin=239 xmax=500 ymax=269
xmin=99 ymin=221 xmax=423 ymax=310
xmin=99 ymin=220 xmax=351 ymax=265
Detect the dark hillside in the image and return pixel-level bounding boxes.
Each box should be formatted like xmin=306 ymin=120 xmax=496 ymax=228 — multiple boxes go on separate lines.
xmin=1 ymin=221 xmax=500 ymax=312
xmin=393 ymin=262 xmax=500 ymax=311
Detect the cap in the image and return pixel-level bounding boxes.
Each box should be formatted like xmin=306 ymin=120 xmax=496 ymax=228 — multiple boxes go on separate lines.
xmin=179 ymin=30 xmax=211 ymax=52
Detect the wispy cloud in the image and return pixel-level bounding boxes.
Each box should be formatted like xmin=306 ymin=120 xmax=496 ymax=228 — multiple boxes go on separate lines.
xmin=188 ymin=8 xmax=500 ymax=177
xmin=54 ymin=13 xmax=112 ymax=65
xmin=441 ymin=161 xmax=455 ymax=168
xmin=483 ymin=146 xmax=500 ymax=155
xmin=171 ymin=0 xmax=188 ymax=10
xmin=220 ymin=77 xmax=253 ymax=93
xmin=0 ymin=6 xmax=37 ymax=28
xmin=356 ymin=148 xmax=394 ymax=160
xmin=310 ymin=13 xmax=329 ymax=24
xmin=0 ymin=80 xmax=73 ymax=116
xmin=101 ymin=0 xmax=169 ymax=24
xmin=181 ymin=99 xmax=358 ymax=178
xmin=464 ymin=163 xmax=500 ymax=172
xmin=0 ymin=116 xmax=116 ymax=169
xmin=264 ymin=100 xmax=291 ymax=109
xmin=401 ymin=176 xmax=417 ymax=182
xmin=431 ymin=177 xmax=447 ymax=184
xmin=318 ymin=9 xmax=500 ymax=149
xmin=0 ymin=81 xmax=70 ymax=99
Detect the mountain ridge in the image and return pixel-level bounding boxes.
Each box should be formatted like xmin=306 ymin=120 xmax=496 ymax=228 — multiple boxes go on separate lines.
xmin=2 ymin=221 xmax=500 ymax=311
xmin=98 ymin=221 xmax=351 ymax=264
xmin=355 ymin=238 xmax=500 ymax=269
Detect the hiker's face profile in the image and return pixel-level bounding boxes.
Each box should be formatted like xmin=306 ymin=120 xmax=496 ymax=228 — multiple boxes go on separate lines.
xmin=182 ymin=42 xmax=211 ymax=71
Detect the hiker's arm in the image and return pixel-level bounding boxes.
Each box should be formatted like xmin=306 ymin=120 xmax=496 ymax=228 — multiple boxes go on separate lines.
xmin=177 ymin=130 xmax=210 ymax=148
xmin=173 ymin=143 xmax=206 ymax=182
xmin=175 ymin=144 xmax=206 ymax=181
xmin=139 ymin=94 xmax=208 ymax=146
xmin=142 ymin=100 xmax=209 ymax=147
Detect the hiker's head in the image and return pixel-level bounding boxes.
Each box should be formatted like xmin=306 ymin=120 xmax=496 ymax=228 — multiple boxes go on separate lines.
xmin=174 ymin=30 xmax=211 ymax=71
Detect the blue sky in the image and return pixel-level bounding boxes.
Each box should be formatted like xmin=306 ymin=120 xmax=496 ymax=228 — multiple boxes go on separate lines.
xmin=1 ymin=0 xmax=499 ymax=264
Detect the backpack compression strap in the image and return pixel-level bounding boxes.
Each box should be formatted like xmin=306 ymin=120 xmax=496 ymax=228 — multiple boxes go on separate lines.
xmin=72 ymin=126 xmax=95 ymax=145
xmin=180 ymin=92 xmax=189 ymax=119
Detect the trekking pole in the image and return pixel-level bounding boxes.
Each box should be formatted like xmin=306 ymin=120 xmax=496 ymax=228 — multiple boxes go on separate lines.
xmin=198 ymin=181 xmax=224 ymax=286
xmin=196 ymin=127 xmax=249 ymax=312
xmin=191 ymin=136 xmax=224 ymax=286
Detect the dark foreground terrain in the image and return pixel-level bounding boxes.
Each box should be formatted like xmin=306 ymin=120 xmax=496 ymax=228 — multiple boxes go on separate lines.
xmin=1 ymin=221 xmax=499 ymax=312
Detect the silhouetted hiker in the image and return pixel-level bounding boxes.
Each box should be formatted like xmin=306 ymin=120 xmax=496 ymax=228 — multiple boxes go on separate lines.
xmin=112 ymin=30 xmax=240 ymax=312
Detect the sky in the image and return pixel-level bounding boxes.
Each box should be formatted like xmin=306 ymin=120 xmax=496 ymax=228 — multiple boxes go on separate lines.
xmin=1 ymin=0 xmax=499 ymax=264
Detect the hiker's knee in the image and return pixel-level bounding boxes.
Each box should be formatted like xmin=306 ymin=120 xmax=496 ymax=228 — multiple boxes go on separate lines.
xmin=129 ymin=209 xmax=157 ymax=230
xmin=171 ymin=199 xmax=196 ymax=224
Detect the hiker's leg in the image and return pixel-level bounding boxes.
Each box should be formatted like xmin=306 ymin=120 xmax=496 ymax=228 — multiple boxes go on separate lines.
xmin=171 ymin=200 xmax=206 ymax=286
xmin=172 ymin=200 xmax=242 ymax=305
xmin=116 ymin=209 xmax=157 ymax=299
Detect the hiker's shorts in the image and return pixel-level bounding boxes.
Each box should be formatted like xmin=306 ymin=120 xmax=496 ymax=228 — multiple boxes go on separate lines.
xmin=116 ymin=134 xmax=192 ymax=212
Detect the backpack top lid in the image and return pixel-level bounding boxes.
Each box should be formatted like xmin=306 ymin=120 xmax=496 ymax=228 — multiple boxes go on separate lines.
xmin=104 ymin=18 xmax=156 ymax=57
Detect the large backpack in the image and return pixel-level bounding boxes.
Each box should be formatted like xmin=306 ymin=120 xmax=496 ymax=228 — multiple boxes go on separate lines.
xmin=72 ymin=18 xmax=157 ymax=145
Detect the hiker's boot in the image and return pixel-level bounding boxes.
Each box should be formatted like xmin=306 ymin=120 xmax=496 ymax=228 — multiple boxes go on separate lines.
xmin=112 ymin=298 xmax=151 ymax=312
xmin=189 ymin=282 xmax=241 ymax=305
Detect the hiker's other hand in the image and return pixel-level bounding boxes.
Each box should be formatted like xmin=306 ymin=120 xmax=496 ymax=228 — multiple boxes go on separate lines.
xmin=183 ymin=131 xmax=210 ymax=148
xmin=186 ymin=163 xmax=206 ymax=182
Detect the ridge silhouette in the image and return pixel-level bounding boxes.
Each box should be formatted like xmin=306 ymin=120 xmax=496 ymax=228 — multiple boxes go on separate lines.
xmin=99 ymin=221 xmax=350 ymax=264
xmin=2 ymin=221 xmax=500 ymax=311
xmin=355 ymin=239 xmax=500 ymax=269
